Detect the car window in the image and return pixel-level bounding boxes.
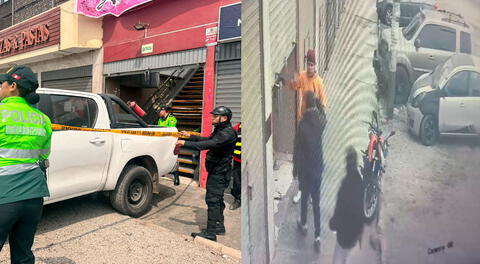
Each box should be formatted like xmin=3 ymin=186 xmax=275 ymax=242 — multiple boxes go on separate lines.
xmin=401 ymin=3 xmax=421 ymax=18
xmin=416 ymin=24 xmax=456 ymax=52
xmin=49 ymin=95 xmax=98 ymax=128
xmin=460 ymin=31 xmax=472 ymax=54
xmin=443 ymin=71 xmax=469 ymax=97
xmin=403 ymin=12 xmax=425 ymax=40
xmin=110 ymin=99 xmax=143 ymax=126
xmin=469 ymin=72 xmax=480 ymax=97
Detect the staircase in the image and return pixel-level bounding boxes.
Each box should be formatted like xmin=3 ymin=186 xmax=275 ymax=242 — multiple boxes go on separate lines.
xmin=169 ymin=66 xmax=205 ymax=178
xmin=170 ymin=67 xmax=204 ymax=132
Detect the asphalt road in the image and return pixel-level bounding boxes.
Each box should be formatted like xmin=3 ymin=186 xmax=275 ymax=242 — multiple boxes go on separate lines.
xmin=0 ymin=178 xmax=240 ymax=264
xmin=377 ymin=106 xmax=480 ymax=264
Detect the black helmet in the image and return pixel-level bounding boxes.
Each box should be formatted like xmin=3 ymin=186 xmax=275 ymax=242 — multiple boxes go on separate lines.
xmin=210 ymin=106 xmax=232 ymax=121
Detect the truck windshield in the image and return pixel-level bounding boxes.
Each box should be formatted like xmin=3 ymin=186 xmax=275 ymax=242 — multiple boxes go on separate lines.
xmin=403 ymin=12 xmax=425 ymax=40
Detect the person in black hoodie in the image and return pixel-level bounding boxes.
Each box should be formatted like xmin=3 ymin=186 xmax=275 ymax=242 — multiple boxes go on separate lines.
xmin=176 ymin=106 xmax=237 ymax=242
xmin=294 ymin=91 xmax=326 ymax=250
xmin=329 ymin=146 xmax=365 ymax=264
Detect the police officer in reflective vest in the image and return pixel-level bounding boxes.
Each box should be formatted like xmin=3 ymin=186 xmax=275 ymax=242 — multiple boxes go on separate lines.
xmin=157 ymin=106 xmax=177 ymax=127
xmin=0 ymin=66 xmax=52 ymax=264
xmin=229 ymin=122 xmax=241 ymax=210
xmin=157 ymin=106 xmax=180 ymax=185
xmin=176 ymin=106 xmax=237 ymax=241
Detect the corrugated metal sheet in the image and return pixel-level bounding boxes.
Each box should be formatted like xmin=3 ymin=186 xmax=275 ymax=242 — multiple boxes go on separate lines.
xmin=42 ymin=77 xmax=92 ymax=92
xmin=41 ymin=65 xmax=93 ymax=92
xmin=42 ymin=65 xmax=92 ymax=81
xmin=215 ymin=60 xmax=241 ymax=125
xmin=104 ymin=48 xmax=207 ymax=75
xmin=215 ymin=41 xmax=241 ymax=61
xmin=269 ymin=0 xmax=296 ymax=78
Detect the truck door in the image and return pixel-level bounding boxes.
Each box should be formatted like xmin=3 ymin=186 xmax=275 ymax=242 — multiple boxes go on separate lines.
xmin=40 ymin=94 xmax=112 ymax=202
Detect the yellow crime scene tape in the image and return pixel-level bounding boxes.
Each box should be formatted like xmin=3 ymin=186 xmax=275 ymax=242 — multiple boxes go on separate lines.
xmin=51 ymin=124 xmax=201 ymax=139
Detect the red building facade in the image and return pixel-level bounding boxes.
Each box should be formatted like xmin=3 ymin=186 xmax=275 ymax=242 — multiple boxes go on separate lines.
xmin=103 ymin=0 xmax=240 ymax=187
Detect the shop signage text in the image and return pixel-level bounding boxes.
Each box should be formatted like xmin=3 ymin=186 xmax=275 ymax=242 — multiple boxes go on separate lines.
xmin=141 ymin=43 xmax=153 ymax=54
xmin=0 ymin=24 xmax=50 ymax=55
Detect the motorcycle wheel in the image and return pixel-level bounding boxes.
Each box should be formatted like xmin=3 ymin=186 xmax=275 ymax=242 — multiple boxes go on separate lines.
xmin=363 ymin=182 xmax=379 ymax=223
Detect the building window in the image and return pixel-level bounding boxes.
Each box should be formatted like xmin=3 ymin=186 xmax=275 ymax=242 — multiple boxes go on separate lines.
xmin=0 ymin=0 xmax=9 ymax=5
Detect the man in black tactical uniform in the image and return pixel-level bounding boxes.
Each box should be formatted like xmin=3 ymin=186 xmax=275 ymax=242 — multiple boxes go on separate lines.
xmin=176 ymin=106 xmax=237 ymax=241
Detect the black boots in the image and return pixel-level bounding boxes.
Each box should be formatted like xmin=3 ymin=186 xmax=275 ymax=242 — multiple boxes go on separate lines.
xmin=173 ymin=172 xmax=180 ymax=186
xmin=202 ymin=222 xmax=225 ymax=235
xmin=191 ymin=230 xmax=217 ymax=241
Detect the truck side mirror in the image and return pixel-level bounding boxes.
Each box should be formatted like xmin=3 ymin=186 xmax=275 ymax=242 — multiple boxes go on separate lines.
xmin=414 ymin=39 xmax=421 ymax=50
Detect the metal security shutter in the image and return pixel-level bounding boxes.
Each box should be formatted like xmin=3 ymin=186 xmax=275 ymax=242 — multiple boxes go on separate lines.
xmin=42 ymin=77 xmax=92 ymax=92
xmin=215 ymin=59 xmax=241 ymax=125
xmin=42 ymin=65 xmax=93 ymax=92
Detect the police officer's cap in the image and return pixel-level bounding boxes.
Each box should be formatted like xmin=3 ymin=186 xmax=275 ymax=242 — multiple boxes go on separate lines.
xmin=0 ymin=65 xmax=39 ymax=93
xmin=210 ymin=106 xmax=232 ymax=121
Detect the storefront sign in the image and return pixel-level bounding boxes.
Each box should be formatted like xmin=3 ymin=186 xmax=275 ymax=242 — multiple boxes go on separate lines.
xmin=141 ymin=43 xmax=153 ymax=54
xmin=0 ymin=8 xmax=60 ymax=60
xmin=76 ymin=0 xmax=152 ymax=18
xmin=205 ymin=27 xmax=218 ymax=44
xmin=218 ymin=2 xmax=241 ymax=42
xmin=0 ymin=24 xmax=50 ymax=55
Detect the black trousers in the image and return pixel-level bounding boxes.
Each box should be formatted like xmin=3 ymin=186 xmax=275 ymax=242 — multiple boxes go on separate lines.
xmin=0 ymin=198 xmax=43 ymax=264
xmin=300 ymin=185 xmax=321 ymax=237
xmin=231 ymin=161 xmax=241 ymax=201
xmin=205 ymin=173 xmax=227 ymax=231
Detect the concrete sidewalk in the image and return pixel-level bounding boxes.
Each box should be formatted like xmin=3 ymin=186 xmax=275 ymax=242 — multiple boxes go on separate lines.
xmin=143 ymin=176 xmax=241 ymax=250
xmin=0 ymin=176 xmax=240 ymax=264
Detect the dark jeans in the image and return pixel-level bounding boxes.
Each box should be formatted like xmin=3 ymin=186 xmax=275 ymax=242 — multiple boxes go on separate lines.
xmin=0 ymin=198 xmax=43 ymax=264
xmin=300 ymin=185 xmax=321 ymax=237
xmin=231 ymin=161 xmax=241 ymax=201
xmin=205 ymin=173 xmax=227 ymax=231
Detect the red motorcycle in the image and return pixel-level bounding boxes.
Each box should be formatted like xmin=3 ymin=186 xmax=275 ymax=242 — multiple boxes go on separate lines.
xmin=361 ymin=111 xmax=395 ymax=222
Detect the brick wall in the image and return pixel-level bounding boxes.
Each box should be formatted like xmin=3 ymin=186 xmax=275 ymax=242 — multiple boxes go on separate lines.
xmin=14 ymin=0 xmax=51 ymax=24
xmin=0 ymin=1 xmax=12 ymax=31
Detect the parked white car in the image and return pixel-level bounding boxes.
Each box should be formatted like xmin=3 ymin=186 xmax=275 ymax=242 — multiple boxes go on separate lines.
xmin=407 ymin=54 xmax=480 ymax=145
xmin=35 ymin=88 xmax=178 ymax=217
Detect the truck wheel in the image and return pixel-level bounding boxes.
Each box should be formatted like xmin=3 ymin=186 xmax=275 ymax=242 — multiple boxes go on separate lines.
xmin=110 ymin=165 xmax=153 ymax=218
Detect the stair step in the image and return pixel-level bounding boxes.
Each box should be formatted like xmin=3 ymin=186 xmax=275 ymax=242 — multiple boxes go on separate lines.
xmin=179 ymin=149 xmax=197 ymax=156
xmin=176 ymin=95 xmax=203 ymax=99
xmin=171 ymin=106 xmax=203 ymax=109
xmin=180 ymin=91 xmax=203 ymax=95
xmin=172 ymin=99 xmax=203 ymax=103
xmin=178 ymin=121 xmax=201 ymax=126
xmin=178 ymin=157 xmax=198 ymax=165
xmin=178 ymin=167 xmax=195 ymax=174
xmin=174 ymin=113 xmax=202 ymax=117
xmin=171 ymin=109 xmax=203 ymax=113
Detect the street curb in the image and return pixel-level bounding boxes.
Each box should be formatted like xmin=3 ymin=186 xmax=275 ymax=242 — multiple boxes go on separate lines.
xmin=194 ymin=236 xmax=241 ymax=261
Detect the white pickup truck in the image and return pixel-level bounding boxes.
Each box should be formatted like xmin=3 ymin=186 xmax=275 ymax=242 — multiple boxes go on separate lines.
xmin=35 ymin=88 xmax=178 ymax=217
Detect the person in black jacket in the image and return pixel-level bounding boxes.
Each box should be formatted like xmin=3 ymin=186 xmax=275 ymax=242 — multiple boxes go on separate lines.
xmin=329 ymin=146 xmax=365 ymax=264
xmin=176 ymin=106 xmax=237 ymax=241
xmin=293 ymin=91 xmax=326 ymax=250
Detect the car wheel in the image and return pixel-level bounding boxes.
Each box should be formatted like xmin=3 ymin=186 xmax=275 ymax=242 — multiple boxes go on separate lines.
xmin=110 ymin=165 xmax=153 ymax=218
xmin=383 ymin=4 xmax=393 ymax=26
xmin=419 ymin=114 xmax=438 ymax=146
xmin=395 ymin=66 xmax=410 ymax=105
